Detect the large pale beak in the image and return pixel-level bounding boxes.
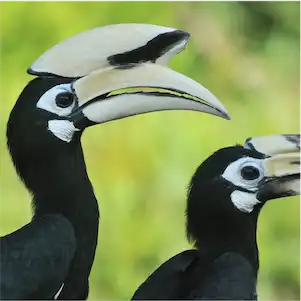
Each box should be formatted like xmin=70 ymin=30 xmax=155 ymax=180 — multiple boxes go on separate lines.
xmin=28 ymin=24 xmax=190 ymax=78
xmin=244 ymin=134 xmax=300 ymax=156
xmin=245 ymin=134 xmax=300 ymax=200
xmin=67 ymin=63 xmax=230 ymax=128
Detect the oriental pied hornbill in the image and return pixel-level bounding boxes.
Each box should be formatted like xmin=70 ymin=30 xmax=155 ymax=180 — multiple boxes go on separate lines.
xmin=1 ymin=24 xmax=230 ymax=300
xmin=132 ymin=134 xmax=300 ymax=300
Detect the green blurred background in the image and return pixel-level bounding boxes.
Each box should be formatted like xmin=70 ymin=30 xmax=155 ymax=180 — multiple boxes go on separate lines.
xmin=0 ymin=1 xmax=300 ymax=300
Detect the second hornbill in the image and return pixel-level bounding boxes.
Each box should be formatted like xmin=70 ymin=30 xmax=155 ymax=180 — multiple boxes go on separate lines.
xmin=132 ymin=134 xmax=300 ymax=300
xmin=1 ymin=24 xmax=229 ymax=299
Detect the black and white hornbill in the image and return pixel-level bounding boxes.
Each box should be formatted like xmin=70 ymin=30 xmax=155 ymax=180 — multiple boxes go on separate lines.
xmin=1 ymin=24 xmax=230 ymax=300
xmin=132 ymin=134 xmax=300 ymax=300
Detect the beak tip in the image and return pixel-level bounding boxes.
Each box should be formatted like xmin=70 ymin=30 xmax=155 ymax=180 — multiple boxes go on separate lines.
xmin=181 ymin=30 xmax=190 ymax=41
xmin=218 ymin=109 xmax=231 ymax=120
xmin=224 ymin=112 xmax=231 ymax=120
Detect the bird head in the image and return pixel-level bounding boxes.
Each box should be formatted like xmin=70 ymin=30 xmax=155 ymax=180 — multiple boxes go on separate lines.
xmin=187 ymin=134 xmax=300 ymax=243
xmin=7 ymin=23 xmax=230 ymax=195
xmin=7 ymin=24 xmax=229 ymax=161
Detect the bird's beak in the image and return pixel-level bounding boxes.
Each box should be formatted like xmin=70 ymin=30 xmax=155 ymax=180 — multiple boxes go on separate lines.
xmin=28 ymin=23 xmax=230 ymax=127
xmin=245 ymin=134 xmax=300 ymax=201
xmin=28 ymin=24 xmax=190 ymax=78
xmin=68 ymin=63 xmax=230 ymax=128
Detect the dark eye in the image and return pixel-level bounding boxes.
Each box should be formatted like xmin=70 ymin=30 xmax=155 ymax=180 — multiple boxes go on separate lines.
xmin=241 ymin=166 xmax=260 ymax=180
xmin=55 ymin=92 xmax=74 ymax=108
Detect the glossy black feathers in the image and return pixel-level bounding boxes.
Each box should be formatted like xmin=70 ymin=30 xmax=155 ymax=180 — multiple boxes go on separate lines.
xmin=132 ymin=251 xmax=257 ymax=300
xmin=132 ymin=146 xmax=265 ymax=300
xmin=3 ymin=78 xmax=99 ymax=299
xmin=1 ymin=214 xmax=76 ymax=299
xmin=132 ymin=250 xmax=199 ymax=299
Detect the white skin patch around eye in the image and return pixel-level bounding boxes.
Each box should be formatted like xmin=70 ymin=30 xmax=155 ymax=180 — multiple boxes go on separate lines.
xmin=230 ymin=190 xmax=260 ymax=213
xmin=222 ymin=157 xmax=264 ymax=213
xmin=222 ymin=157 xmax=264 ymax=192
xmin=48 ymin=120 xmax=79 ymax=143
xmin=36 ymin=84 xmax=75 ymax=116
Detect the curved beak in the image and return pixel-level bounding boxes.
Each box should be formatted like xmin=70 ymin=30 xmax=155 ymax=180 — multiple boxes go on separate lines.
xmin=245 ymin=134 xmax=300 ymax=200
xmin=68 ymin=63 xmax=230 ymax=128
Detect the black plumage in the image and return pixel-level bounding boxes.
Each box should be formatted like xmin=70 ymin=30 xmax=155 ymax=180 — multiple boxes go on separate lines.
xmin=2 ymin=78 xmax=99 ymax=299
xmin=132 ymin=145 xmax=299 ymax=300
xmin=132 ymin=250 xmax=256 ymax=300
xmin=1 ymin=24 xmax=231 ymax=300
xmin=1 ymin=215 xmax=75 ymax=299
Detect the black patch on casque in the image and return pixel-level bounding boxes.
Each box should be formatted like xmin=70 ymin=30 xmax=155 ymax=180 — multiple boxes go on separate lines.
xmin=244 ymin=137 xmax=276 ymax=159
xmin=283 ymin=134 xmax=300 ymax=149
xmin=28 ymin=30 xmax=188 ymax=77
xmin=108 ymin=30 xmax=189 ymax=66
xmin=244 ymin=138 xmax=257 ymax=152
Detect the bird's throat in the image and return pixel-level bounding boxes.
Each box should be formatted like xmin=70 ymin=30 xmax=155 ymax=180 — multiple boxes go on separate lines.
xmin=14 ymin=143 xmax=99 ymax=299
xmin=191 ymin=215 xmax=259 ymax=274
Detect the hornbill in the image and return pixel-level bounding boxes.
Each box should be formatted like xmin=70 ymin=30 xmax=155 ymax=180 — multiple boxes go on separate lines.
xmin=1 ymin=24 xmax=230 ymax=300
xmin=132 ymin=134 xmax=300 ymax=300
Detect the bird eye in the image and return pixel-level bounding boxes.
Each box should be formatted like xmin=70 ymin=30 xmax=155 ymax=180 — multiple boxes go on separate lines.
xmin=55 ymin=92 xmax=74 ymax=108
xmin=240 ymin=165 xmax=260 ymax=181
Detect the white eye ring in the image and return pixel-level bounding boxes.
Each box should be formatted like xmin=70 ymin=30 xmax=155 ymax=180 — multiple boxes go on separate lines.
xmin=239 ymin=161 xmax=264 ymax=184
xmin=36 ymin=83 xmax=75 ymax=116
xmin=222 ymin=157 xmax=264 ymax=191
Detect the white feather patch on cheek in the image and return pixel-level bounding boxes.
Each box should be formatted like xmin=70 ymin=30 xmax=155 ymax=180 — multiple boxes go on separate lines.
xmin=48 ymin=120 xmax=79 ymax=143
xmin=230 ymin=190 xmax=261 ymax=213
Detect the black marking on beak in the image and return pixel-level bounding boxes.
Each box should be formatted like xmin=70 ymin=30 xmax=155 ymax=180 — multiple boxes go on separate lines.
xmin=72 ymin=85 xmax=224 ymax=118
xmin=257 ymin=174 xmax=300 ymax=201
xmin=71 ymin=110 xmax=96 ymax=130
xmin=244 ymin=138 xmax=258 ymax=152
xmin=284 ymin=134 xmax=300 ymax=149
xmin=108 ymin=30 xmax=189 ymax=66
xmin=243 ymin=137 xmax=269 ymax=157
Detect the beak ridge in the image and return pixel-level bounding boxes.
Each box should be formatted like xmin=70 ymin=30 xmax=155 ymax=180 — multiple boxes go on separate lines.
xmin=70 ymin=63 xmax=230 ymax=125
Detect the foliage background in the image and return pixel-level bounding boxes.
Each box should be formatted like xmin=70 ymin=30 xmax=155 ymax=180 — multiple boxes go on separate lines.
xmin=0 ymin=2 xmax=300 ymax=300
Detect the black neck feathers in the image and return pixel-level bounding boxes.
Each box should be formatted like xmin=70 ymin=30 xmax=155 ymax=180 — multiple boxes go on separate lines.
xmin=7 ymin=129 xmax=99 ymax=298
xmin=186 ymin=179 xmax=260 ymax=274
